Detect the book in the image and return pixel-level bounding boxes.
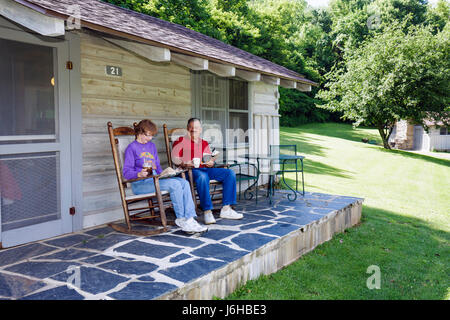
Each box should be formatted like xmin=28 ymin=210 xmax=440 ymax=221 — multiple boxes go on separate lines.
xmin=159 ymin=167 xmax=184 ymax=178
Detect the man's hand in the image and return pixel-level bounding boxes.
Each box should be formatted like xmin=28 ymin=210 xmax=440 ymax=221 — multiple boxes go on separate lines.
xmin=204 ymin=159 xmax=215 ymax=168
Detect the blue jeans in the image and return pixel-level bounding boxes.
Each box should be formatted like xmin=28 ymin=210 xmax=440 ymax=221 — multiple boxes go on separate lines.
xmin=131 ymin=177 xmax=196 ymax=220
xmin=192 ymin=168 xmax=237 ymax=211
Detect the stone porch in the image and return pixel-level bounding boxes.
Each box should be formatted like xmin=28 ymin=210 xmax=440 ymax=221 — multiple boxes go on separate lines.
xmin=0 ymin=191 xmax=363 ymax=300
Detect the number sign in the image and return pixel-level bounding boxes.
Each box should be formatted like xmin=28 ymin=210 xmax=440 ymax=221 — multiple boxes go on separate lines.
xmin=106 ymin=65 xmax=122 ymax=76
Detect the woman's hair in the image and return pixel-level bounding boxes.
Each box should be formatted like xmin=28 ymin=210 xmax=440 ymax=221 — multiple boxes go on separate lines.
xmin=134 ymin=119 xmax=158 ymax=137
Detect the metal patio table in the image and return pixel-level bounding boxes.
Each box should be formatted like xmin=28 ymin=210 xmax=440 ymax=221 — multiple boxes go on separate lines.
xmin=239 ymin=153 xmax=305 ymax=204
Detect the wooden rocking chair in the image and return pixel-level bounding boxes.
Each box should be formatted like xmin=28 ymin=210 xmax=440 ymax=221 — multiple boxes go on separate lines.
xmin=107 ymin=121 xmax=175 ymax=236
xmin=162 ymin=124 xmax=227 ymax=212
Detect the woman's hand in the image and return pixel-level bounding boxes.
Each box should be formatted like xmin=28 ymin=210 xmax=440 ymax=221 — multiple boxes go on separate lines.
xmin=137 ymin=169 xmax=149 ymax=178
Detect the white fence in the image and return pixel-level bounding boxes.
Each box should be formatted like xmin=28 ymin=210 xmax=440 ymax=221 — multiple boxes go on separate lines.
xmin=428 ymin=134 xmax=450 ymax=151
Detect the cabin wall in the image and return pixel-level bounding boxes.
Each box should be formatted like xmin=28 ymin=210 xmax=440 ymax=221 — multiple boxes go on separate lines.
xmin=249 ymin=82 xmax=280 ymax=185
xmin=80 ymin=32 xmax=191 ymax=228
xmin=79 ymin=32 xmax=282 ymax=228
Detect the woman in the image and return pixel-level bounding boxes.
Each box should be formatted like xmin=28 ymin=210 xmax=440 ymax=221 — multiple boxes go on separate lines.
xmin=122 ymin=119 xmax=207 ymax=234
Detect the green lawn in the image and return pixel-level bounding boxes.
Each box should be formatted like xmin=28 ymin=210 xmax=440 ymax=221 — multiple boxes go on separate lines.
xmin=226 ymin=122 xmax=449 ymax=300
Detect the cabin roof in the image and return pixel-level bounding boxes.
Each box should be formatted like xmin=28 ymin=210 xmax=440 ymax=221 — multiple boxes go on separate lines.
xmin=15 ymin=0 xmax=317 ymax=86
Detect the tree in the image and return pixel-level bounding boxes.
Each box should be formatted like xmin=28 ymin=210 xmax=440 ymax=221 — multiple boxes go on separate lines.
xmin=426 ymin=0 xmax=450 ymax=32
xmin=317 ymin=23 xmax=450 ymax=148
xmin=369 ymin=0 xmax=429 ymax=28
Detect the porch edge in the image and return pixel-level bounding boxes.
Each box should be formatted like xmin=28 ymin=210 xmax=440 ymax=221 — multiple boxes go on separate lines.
xmin=157 ymin=199 xmax=363 ymax=300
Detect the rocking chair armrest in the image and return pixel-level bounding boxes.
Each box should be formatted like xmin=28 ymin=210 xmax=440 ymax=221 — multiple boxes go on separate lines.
xmin=122 ymin=172 xmax=163 ymax=184
xmin=123 ymin=168 xmax=188 ymax=184
xmin=122 ymin=176 xmax=153 ymax=184
xmin=157 ymin=168 xmax=189 ymax=180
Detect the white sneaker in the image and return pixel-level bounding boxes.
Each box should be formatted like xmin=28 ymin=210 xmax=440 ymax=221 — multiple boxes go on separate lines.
xmin=220 ymin=207 xmax=243 ymax=220
xmin=182 ymin=218 xmax=207 ymax=233
xmin=175 ymin=218 xmax=187 ymax=229
xmin=204 ymin=211 xmax=216 ymax=224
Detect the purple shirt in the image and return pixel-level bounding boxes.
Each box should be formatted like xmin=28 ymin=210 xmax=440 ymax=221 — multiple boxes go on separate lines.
xmin=123 ymin=140 xmax=163 ymax=180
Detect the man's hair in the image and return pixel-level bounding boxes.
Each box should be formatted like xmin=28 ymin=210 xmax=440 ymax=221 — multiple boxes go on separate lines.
xmin=134 ymin=119 xmax=158 ymax=137
xmin=187 ymin=117 xmax=201 ymax=127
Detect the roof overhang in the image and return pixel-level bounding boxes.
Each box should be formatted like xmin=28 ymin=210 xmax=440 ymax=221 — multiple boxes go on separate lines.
xmin=1 ymin=0 xmax=316 ymax=91
xmin=0 ymin=0 xmax=64 ymax=36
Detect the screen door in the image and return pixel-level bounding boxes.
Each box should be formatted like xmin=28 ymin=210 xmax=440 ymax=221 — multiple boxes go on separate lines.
xmin=0 ymin=30 xmax=72 ymax=248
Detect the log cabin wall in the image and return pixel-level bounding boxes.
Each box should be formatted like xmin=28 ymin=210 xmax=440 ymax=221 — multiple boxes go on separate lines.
xmin=80 ymin=32 xmax=191 ymax=228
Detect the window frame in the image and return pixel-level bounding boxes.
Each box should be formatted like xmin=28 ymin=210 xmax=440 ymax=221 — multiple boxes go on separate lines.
xmin=192 ymin=71 xmax=251 ymax=149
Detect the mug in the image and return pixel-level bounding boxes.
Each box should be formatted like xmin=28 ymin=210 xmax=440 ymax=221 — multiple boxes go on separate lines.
xmin=193 ymin=158 xmax=201 ymax=168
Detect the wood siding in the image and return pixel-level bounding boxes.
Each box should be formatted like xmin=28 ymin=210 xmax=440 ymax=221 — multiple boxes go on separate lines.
xmin=80 ymin=32 xmax=191 ymax=228
xmin=249 ymin=82 xmax=280 ymax=185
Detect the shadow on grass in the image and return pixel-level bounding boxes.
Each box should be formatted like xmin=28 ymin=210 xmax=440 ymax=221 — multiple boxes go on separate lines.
xmin=379 ymin=148 xmax=450 ymax=167
xmin=278 ymin=158 xmax=353 ymax=180
xmin=226 ymin=204 xmax=449 ymax=300
xmin=282 ymin=123 xmax=381 ymax=144
xmin=280 ymin=131 xmax=328 ymax=157
xmin=279 ymin=124 xmax=358 ymax=180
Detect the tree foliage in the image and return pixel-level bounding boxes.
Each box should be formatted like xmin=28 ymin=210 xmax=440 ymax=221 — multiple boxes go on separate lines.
xmin=102 ymin=0 xmax=449 ymax=131
xmin=318 ymin=23 xmax=450 ymax=148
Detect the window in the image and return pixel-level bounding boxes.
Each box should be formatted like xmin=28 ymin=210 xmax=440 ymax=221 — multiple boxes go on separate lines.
xmin=193 ymin=72 xmax=249 ymax=148
xmin=198 ymin=72 xmax=227 ymax=147
xmin=228 ymin=79 xmax=249 ymax=144
xmin=439 ymin=127 xmax=449 ymax=135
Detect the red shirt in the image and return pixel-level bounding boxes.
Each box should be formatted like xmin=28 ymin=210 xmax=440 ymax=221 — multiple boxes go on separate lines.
xmin=172 ymin=135 xmax=211 ymax=168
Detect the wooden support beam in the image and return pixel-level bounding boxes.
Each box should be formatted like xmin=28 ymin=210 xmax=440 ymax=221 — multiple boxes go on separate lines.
xmin=261 ymin=75 xmax=280 ymax=86
xmin=104 ymin=37 xmax=171 ymax=62
xmin=280 ymin=79 xmax=297 ymax=89
xmin=296 ymin=83 xmax=312 ymax=92
xmin=0 ymin=0 xmax=65 ymax=36
xmin=235 ymin=69 xmax=261 ymax=82
xmin=171 ymin=52 xmax=208 ymax=70
xmin=208 ymin=61 xmax=235 ymax=77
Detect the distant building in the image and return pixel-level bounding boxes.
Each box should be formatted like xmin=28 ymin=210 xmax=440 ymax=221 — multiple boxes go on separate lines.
xmin=389 ymin=120 xmax=450 ymax=151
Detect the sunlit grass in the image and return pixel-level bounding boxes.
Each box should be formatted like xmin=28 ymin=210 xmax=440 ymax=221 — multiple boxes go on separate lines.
xmin=226 ymin=123 xmax=449 ymax=300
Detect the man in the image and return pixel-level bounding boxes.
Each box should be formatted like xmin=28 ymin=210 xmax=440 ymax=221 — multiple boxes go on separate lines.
xmin=172 ymin=118 xmax=243 ymax=224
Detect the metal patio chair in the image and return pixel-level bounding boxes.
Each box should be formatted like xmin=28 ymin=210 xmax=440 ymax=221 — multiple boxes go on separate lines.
xmin=269 ymin=144 xmax=305 ymax=197
xmin=222 ymin=147 xmax=259 ymax=204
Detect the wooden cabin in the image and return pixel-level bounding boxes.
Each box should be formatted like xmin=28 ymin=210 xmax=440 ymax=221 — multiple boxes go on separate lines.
xmin=0 ymin=0 xmax=317 ymax=248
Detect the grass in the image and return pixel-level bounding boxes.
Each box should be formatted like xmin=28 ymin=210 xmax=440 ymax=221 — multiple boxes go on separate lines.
xmin=226 ymin=122 xmax=449 ymax=300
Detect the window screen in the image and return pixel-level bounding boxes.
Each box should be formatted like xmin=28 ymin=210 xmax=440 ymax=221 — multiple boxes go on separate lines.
xmin=0 ymin=152 xmax=61 ymax=232
xmin=0 ymin=38 xmax=56 ymax=142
